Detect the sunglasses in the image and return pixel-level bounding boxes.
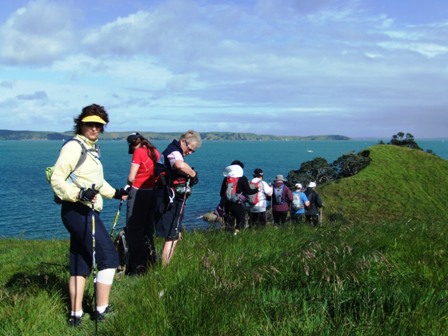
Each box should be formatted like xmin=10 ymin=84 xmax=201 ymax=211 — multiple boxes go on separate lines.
xmin=83 ymin=122 xmax=104 ymax=129
xmin=185 ymin=140 xmax=195 ymax=153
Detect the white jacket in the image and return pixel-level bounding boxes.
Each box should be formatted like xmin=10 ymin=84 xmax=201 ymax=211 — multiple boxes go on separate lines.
xmin=247 ymin=178 xmax=273 ymax=213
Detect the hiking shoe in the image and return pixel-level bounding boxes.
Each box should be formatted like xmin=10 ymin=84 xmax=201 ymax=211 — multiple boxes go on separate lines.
xmin=233 ymin=229 xmax=240 ymax=236
xmin=94 ymin=305 xmax=113 ymax=321
xmin=68 ymin=314 xmax=83 ymax=327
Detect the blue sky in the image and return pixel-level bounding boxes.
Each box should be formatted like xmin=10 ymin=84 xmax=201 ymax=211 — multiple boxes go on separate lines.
xmin=1 ymin=0 xmax=447 ymax=138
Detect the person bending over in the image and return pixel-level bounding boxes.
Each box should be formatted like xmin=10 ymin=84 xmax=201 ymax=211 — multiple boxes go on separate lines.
xmin=154 ymin=130 xmax=201 ymax=266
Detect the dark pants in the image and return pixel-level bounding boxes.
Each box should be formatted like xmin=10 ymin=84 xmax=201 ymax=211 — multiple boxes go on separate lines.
xmin=291 ymin=212 xmax=305 ymax=223
xmin=248 ymin=211 xmax=268 ymax=227
xmin=306 ymin=215 xmax=319 ymax=226
xmin=225 ymin=201 xmax=247 ymax=230
xmin=61 ymin=201 xmax=119 ymax=276
xmin=272 ymin=211 xmax=288 ymax=225
xmin=126 ymin=188 xmax=157 ymax=274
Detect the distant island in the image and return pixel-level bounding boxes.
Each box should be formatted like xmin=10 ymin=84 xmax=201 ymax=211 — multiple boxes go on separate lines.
xmin=0 ymin=129 xmax=349 ymax=141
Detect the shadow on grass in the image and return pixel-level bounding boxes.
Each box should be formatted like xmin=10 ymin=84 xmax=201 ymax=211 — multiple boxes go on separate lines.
xmin=4 ymin=262 xmax=96 ymax=315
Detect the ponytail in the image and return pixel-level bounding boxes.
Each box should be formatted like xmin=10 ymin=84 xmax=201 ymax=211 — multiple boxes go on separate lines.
xmin=140 ymin=138 xmax=158 ymax=166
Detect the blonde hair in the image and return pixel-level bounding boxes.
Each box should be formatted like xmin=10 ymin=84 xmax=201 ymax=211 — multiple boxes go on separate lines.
xmin=181 ymin=130 xmax=202 ymax=148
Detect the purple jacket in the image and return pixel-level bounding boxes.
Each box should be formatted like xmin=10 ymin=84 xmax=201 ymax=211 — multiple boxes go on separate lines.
xmin=271 ymin=182 xmax=293 ymax=212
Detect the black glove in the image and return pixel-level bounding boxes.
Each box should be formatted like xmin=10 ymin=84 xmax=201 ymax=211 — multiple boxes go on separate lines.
xmin=113 ymin=188 xmax=129 ymax=199
xmin=190 ymin=172 xmax=199 ymax=186
xmin=79 ymin=188 xmax=98 ymax=202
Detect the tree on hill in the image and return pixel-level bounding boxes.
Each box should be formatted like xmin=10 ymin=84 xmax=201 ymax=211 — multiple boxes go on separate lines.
xmin=389 ymin=132 xmax=422 ymax=150
xmin=288 ymin=157 xmax=335 ymax=187
xmin=331 ymin=150 xmax=371 ymax=178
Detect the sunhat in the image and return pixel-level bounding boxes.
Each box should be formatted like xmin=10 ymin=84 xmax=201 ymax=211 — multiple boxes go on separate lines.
xmin=275 ymin=174 xmax=286 ymax=182
xmin=308 ymin=182 xmax=317 ymax=188
xmin=223 ymin=164 xmax=244 ymax=178
xmin=81 ymin=115 xmax=107 ymax=124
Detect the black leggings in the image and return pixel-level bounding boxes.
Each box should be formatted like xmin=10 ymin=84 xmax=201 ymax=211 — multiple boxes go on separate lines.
xmin=225 ymin=202 xmax=247 ymax=230
xmin=126 ymin=188 xmax=157 ymax=273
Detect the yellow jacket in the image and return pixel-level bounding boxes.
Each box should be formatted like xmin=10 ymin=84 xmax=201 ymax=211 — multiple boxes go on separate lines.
xmin=50 ymin=135 xmax=116 ymax=211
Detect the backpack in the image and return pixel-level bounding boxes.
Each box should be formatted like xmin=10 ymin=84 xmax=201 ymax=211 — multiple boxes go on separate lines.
xmin=155 ymin=154 xmax=192 ymax=201
xmin=273 ymin=185 xmax=285 ymax=205
xmin=113 ymin=229 xmax=129 ymax=274
xmin=304 ymin=189 xmax=315 ymax=210
xmin=225 ymin=176 xmax=241 ymax=202
xmin=45 ymin=138 xmax=88 ymax=204
xmin=246 ymin=180 xmax=260 ymax=206
xmin=155 ymin=154 xmax=169 ymax=187
xmin=292 ymin=191 xmax=303 ymax=210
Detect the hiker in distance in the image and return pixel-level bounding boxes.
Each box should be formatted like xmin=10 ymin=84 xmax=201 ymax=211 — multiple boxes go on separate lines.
xmin=246 ymin=168 xmax=273 ymax=227
xmin=305 ymin=181 xmax=323 ymax=226
xmin=125 ymin=132 xmax=160 ymax=275
xmin=50 ymin=104 xmax=128 ymax=327
xmin=220 ymin=160 xmax=259 ymax=235
xmin=290 ymin=183 xmax=310 ymax=223
xmin=154 ymin=130 xmax=201 ymax=266
xmin=271 ymin=174 xmax=293 ymax=225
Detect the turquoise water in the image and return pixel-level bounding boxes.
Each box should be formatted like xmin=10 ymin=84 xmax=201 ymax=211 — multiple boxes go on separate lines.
xmin=1 ymin=139 xmax=446 ymax=239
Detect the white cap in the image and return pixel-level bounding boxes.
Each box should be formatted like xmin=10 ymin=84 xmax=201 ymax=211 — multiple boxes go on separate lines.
xmin=308 ymin=182 xmax=317 ymax=188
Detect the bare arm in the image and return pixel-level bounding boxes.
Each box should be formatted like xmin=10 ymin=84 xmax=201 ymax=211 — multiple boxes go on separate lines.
xmin=172 ymin=160 xmax=197 ymax=178
xmin=127 ymin=163 xmax=139 ymax=185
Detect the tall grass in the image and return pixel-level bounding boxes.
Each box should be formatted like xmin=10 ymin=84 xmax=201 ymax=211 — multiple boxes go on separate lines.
xmin=1 ymin=144 xmax=447 ymax=335
xmin=1 ymin=218 xmax=447 ymax=335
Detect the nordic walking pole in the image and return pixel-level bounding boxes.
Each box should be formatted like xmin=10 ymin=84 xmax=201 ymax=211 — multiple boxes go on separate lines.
xmin=167 ymin=177 xmax=191 ymax=263
xmin=109 ymin=199 xmax=124 ymax=239
xmin=90 ymin=184 xmax=98 ymax=336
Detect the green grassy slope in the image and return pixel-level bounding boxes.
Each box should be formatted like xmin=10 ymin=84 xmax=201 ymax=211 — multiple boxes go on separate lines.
xmin=320 ymin=144 xmax=448 ymax=223
xmin=1 ymin=144 xmax=448 ymax=335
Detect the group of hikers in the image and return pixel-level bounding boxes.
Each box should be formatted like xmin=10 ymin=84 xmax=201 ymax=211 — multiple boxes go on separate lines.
xmin=49 ymin=104 xmax=200 ymax=327
xmin=217 ymin=160 xmax=323 ymax=235
xmin=49 ymin=104 xmax=322 ymax=328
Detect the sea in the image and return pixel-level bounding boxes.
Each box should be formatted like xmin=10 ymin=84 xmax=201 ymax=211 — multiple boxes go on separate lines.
xmin=1 ymin=139 xmax=447 ymax=240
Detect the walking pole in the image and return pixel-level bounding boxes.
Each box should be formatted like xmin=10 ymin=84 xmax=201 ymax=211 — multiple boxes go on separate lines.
xmin=90 ymin=184 xmax=98 ymax=336
xmin=167 ymin=178 xmax=191 ymax=263
xmin=109 ymin=199 xmax=124 ymax=239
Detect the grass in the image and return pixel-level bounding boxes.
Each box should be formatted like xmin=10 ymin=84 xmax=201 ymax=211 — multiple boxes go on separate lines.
xmin=1 ymin=219 xmax=447 ymax=335
xmin=1 ymin=144 xmax=447 ymax=335
xmin=322 ymin=145 xmax=448 ymax=223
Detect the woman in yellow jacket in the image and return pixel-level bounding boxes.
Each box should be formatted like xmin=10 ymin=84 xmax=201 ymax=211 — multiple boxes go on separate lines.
xmin=51 ymin=104 xmax=128 ymax=327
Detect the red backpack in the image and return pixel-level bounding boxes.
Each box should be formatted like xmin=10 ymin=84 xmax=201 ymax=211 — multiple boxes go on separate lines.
xmin=246 ymin=180 xmax=260 ymax=206
xmin=225 ymin=177 xmax=240 ymax=202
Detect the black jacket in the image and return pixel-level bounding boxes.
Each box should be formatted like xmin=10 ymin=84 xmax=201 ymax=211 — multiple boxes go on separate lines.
xmin=304 ymin=188 xmax=323 ymax=216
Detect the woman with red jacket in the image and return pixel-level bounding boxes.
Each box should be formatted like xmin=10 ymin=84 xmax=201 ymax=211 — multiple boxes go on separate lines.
xmin=125 ymin=132 xmax=160 ymax=274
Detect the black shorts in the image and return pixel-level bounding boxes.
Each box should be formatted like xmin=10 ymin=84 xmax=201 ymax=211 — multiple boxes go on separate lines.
xmin=154 ymin=188 xmax=185 ymax=240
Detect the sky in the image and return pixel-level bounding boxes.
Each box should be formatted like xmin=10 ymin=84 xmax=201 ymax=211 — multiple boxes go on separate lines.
xmin=1 ymin=0 xmax=447 ymax=138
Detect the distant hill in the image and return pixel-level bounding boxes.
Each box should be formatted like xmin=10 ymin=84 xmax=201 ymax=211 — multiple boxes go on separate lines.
xmin=319 ymin=144 xmax=448 ymax=223
xmin=0 ymin=129 xmax=350 ymax=141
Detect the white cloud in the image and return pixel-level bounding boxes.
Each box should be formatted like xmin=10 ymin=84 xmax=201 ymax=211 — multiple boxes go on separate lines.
xmin=0 ymin=0 xmax=78 ymax=65
xmin=0 ymin=0 xmax=447 ymax=137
